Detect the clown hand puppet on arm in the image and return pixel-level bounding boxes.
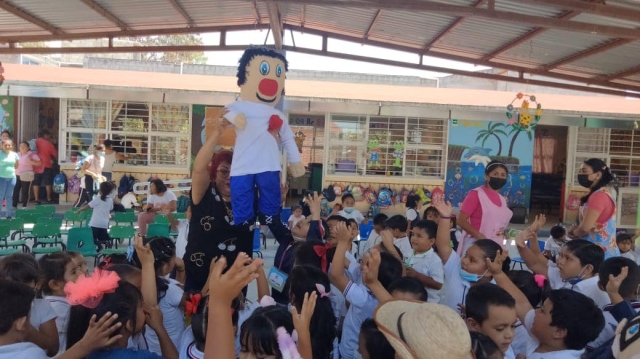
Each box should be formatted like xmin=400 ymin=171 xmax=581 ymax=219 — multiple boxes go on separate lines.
xmin=224 ymin=47 xmax=305 ymax=227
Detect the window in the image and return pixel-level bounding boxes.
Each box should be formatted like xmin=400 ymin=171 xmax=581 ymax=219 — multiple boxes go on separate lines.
xmin=61 ymin=100 xmax=191 ymax=168
xmin=289 ymin=114 xmax=325 ymax=167
xmin=326 ymin=114 xmax=447 ymax=179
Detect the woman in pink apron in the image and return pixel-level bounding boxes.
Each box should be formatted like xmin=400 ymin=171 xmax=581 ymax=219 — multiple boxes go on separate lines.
xmin=568 ymin=158 xmax=620 ymax=259
xmin=457 ymin=161 xmax=513 ymax=256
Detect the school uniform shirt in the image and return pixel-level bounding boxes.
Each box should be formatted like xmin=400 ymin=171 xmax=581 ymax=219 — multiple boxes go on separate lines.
xmin=620 ymin=250 xmax=638 ymax=263
xmin=235 ymin=300 xmax=260 ymax=355
xmin=127 ymin=332 xmax=149 ymax=350
xmin=504 ymin=346 xmax=516 ymax=359
xmin=45 ymin=295 xmax=71 ymax=356
xmin=340 ymin=281 xmax=380 ymax=359
xmin=511 ymin=321 xmax=531 ymax=358
xmin=394 ymin=236 xmax=413 ymax=262
xmin=523 ymin=309 xmax=584 ymax=359
xmin=338 ymin=209 xmax=365 ymax=224
xmin=145 ymin=278 xmax=185 ymax=355
xmin=288 ymin=214 xmax=306 ymax=228
xmin=544 ymin=237 xmax=565 ymax=257
xmin=178 ymin=327 xmax=203 ymax=359
xmin=0 ymin=342 xmax=48 ymax=358
xmin=361 ymin=230 xmax=381 ymax=255
xmin=175 ymin=219 xmax=190 ymax=260
xmin=441 ymin=253 xmax=470 ymax=313
xmin=89 ymin=196 xmax=114 ymax=229
xmin=30 ymin=298 xmax=57 ymax=330
xmin=406 ymin=208 xmax=419 ymax=222
xmin=547 ymin=264 xmax=610 ymax=309
xmin=405 ymin=248 xmax=444 ymax=303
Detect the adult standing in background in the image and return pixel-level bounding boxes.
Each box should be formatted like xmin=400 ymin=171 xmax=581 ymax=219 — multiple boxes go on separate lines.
xmin=102 ymin=139 xmax=129 ymax=182
xmin=0 ymin=139 xmax=19 ymax=218
xmin=33 ymin=130 xmax=57 ymax=204
xmin=568 ymin=158 xmax=620 ymax=259
xmin=1 ymin=130 xmax=11 ymax=142
xmin=457 ymin=161 xmax=513 ymax=255
xmin=74 ymin=144 xmax=106 ymax=208
xmin=12 ymin=141 xmax=41 ymax=208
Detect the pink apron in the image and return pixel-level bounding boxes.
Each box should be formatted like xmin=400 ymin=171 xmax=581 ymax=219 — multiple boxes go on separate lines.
xmin=457 ymin=186 xmax=513 ymax=256
xmin=579 ymin=187 xmax=619 ymax=259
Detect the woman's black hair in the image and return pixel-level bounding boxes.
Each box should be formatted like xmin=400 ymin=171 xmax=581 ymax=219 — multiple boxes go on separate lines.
xmin=240 ymin=306 xmax=294 ymax=359
xmin=0 ymin=253 xmax=39 ymax=285
xmin=405 ymin=194 xmax=419 ymax=210
xmin=192 ymin=295 xmax=241 ymax=349
xmin=38 ymin=252 xmax=74 ymax=296
xmin=507 ymin=270 xmax=550 ymax=308
xmin=150 ymin=178 xmax=168 ymax=194
xmin=288 ymin=265 xmax=336 ymax=359
xmin=580 ymin=158 xmax=618 ymax=205
xmin=387 ymin=277 xmax=428 ymax=301
xmin=293 ymin=240 xmax=336 ymax=273
xmin=19 ymin=141 xmax=29 ymax=149
xmin=134 ymin=236 xmax=175 ymax=300
xmin=99 ymin=181 xmax=113 ymax=201
xmin=236 ymin=47 xmax=289 ymax=87
xmin=67 ymin=281 xmax=142 ymax=350
xmin=360 ymin=318 xmax=396 ymax=359
xmin=473 ymin=239 xmax=511 ymax=273
xmin=484 ymin=160 xmax=508 ymax=176
xmin=470 ymin=331 xmax=502 ymax=359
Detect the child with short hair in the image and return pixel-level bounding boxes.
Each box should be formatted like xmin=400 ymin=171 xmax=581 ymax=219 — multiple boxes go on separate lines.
xmin=616 ymin=233 xmax=638 ymax=263
xmin=465 ymin=283 xmax=518 ymax=359
xmin=404 ymin=220 xmax=444 ymax=303
xmin=0 ymin=253 xmax=59 ymax=356
xmin=387 ymin=277 xmax=428 ymax=302
xmin=288 ymin=204 xmax=306 ymax=229
xmin=383 ymin=215 xmax=412 ymax=262
xmin=338 ymin=193 xmax=365 ymax=224
xmin=543 ymin=225 xmax=567 ymax=261
xmin=76 ymin=181 xmax=115 ymax=250
xmin=489 ymin=251 xmax=605 ymax=358
xmin=357 ymin=319 xmax=395 ymax=359
xmin=360 ymin=213 xmax=387 ymax=255
xmin=39 ymin=252 xmax=83 ymax=355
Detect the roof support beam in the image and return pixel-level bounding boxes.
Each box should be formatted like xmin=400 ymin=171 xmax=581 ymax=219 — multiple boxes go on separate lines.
xmin=267 ymin=2 xmax=283 ymax=49
xmin=0 ymin=44 xmax=249 ymax=54
xmin=600 ymin=65 xmax=640 ymax=82
xmin=519 ymin=0 xmax=640 ymax=24
xmin=479 ymin=11 xmax=578 ymax=61
xmin=252 ymin=0 xmax=262 ymax=24
xmin=79 ymin=0 xmax=129 ymax=31
xmin=282 ymin=24 xmax=640 ymax=93
xmin=0 ymin=24 xmax=269 ymax=43
xmin=300 ymin=5 xmax=305 ymax=27
xmin=167 ymin=0 xmax=196 ymax=27
xmin=364 ymin=10 xmax=383 ymax=39
xmin=424 ymin=0 xmax=485 ymax=49
xmin=539 ymin=38 xmax=632 ymax=71
xmin=0 ymin=0 xmax=63 ymax=35
xmin=265 ymin=0 xmax=640 ymax=40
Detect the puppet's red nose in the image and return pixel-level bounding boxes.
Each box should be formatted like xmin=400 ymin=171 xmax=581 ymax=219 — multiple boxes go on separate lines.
xmin=258 ymin=79 xmax=279 ymax=97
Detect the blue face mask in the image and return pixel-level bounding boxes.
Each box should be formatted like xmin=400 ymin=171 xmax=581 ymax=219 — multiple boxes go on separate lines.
xmin=343 ymin=207 xmax=355 ymax=214
xmin=564 ymin=266 xmax=587 ymax=287
xmin=460 ymin=268 xmax=488 ymax=282
xmin=99 ymin=151 xmax=105 ymax=157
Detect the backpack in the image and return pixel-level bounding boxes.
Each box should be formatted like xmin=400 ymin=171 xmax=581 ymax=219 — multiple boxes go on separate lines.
xmin=118 ymin=174 xmax=129 ymax=195
xmin=176 ymin=195 xmax=189 ymax=213
xmin=28 ymin=139 xmax=37 ymax=153
xmin=53 ymin=172 xmax=67 ymax=194
xmin=127 ymin=174 xmax=135 ymax=193
xmin=30 ymin=152 xmax=44 ymax=174
xmin=67 ymin=174 xmax=81 ymax=195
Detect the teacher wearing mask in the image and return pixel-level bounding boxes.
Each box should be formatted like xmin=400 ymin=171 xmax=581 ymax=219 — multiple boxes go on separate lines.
xmin=457 ymin=160 xmax=513 ymax=255
xmin=568 ymin=158 xmax=620 ymax=259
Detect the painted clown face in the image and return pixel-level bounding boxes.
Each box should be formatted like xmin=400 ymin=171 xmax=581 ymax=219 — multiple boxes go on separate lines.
xmin=240 ymin=55 xmax=286 ymax=106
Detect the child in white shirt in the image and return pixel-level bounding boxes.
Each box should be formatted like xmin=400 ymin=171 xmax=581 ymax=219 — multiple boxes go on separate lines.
xmin=288 ymin=204 xmax=306 ymax=229
xmin=338 ymin=193 xmax=365 ymax=224
xmin=617 ymin=233 xmax=638 ymax=264
xmin=405 ymin=220 xmax=444 ymax=303
xmin=383 ymin=215 xmax=412 ymax=262
xmin=360 ymin=213 xmax=387 ymax=256
xmin=542 ymin=225 xmax=568 ymax=261
xmin=76 ymin=181 xmax=114 ymax=250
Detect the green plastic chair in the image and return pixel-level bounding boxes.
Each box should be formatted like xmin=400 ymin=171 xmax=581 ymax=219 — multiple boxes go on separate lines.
xmin=109 ymin=225 xmax=136 ymax=248
xmin=64 ymin=210 xmax=85 ymax=227
xmin=66 ymin=227 xmax=99 ymax=266
xmin=83 ymin=209 xmax=93 ymax=221
xmin=125 ymin=208 xmax=135 ymax=213
xmin=16 ymin=210 xmax=39 ymax=225
xmin=146 ymin=223 xmax=170 ymax=238
xmin=30 ymin=223 xmax=65 ymax=252
xmin=172 ymin=213 xmax=187 ymax=221
xmin=113 ymin=212 xmax=136 ymax=226
xmin=6 ymin=218 xmax=24 ymax=241
xmin=0 ymin=221 xmax=28 ymax=253
xmin=98 ymin=247 xmax=128 ymax=260
xmin=154 ymin=214 xmax=170 ymax=225
xmin=35 ymin=205 xmax=56 ymax=217
xmin=0 ymin=248 xmax=21 ymax=257
xmin=37 ymin=217 xmax=63 ymax=229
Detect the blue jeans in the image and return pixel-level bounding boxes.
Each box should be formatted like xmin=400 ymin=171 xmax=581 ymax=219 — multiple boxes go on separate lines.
xmin=0 ymin=176 xmax=16 ymax=218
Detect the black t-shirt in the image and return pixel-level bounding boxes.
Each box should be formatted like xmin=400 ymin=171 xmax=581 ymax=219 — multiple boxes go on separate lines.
xmin=184 ymin=184 xmax=252 ymax=290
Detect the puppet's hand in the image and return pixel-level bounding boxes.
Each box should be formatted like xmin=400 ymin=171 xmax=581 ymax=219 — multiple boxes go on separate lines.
xmin=234 ymin=113 xmax=247 ymax=130
xmin=290 ymin=162 xmax=305 ymax=177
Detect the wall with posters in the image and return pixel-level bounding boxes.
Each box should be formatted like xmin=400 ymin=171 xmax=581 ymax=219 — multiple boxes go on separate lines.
xmin=0 ymin=96 xmax=14 ymax=135
xmin=445 ymin=119 xmax=535 ymax=210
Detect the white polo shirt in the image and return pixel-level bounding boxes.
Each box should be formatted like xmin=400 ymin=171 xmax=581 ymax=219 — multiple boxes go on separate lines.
xmin=523 ymin=309 xmax=585 ymax=359
xmin=405 ymin=248 xmax=444 ymax=303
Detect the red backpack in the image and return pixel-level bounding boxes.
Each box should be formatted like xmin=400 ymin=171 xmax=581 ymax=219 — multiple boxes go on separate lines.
xmin=30 ymin=152 xmax=44 ymax=174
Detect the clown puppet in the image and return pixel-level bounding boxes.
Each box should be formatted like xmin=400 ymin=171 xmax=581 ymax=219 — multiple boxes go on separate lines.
xmin=224 ymin=47 xmax=305 ymax=227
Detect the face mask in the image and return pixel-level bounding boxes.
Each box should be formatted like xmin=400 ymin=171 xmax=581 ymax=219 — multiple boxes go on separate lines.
xmin=564 ymin=266 xmax=587 ymax=286
xmin=459 ymin=268 xmax=488 ymax=282
xmin=488 ymin=177 xmax=507 ymax=190
xmin=99 ymin=151 xmax=105 ymax=157
xmin=577 ymin=174 xmax=593 ymax=188
xmin=343 ymin=207 xmax=355 ymax=214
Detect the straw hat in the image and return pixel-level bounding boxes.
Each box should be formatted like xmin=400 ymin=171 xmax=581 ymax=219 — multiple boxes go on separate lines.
xmin=374 ymin=300 xmax=473 ymax=359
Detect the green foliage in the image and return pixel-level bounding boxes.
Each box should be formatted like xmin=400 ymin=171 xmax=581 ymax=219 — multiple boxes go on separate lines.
xmin=126 ymin=35 xmax=208 ymax=64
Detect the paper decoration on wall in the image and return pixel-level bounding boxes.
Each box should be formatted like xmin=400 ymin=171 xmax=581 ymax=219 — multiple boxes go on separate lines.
xmin=378 ymin=187 xmax=393 ymax=208
xmin=367 ymin=139 xmax=381 ymax=168
xmin=294 ymin=130 xmax=306 ymax=153
xmin=415 ymin=187 xmax=431 ymax=205
xmin=392 ymin=140 xmax=404 ymax=167
xmin=505 ymin=93 xmax=542 ymax=131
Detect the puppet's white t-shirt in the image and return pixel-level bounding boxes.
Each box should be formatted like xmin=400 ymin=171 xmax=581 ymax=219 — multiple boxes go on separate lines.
xmin=225 ymin=101 xmax=301 ymax=177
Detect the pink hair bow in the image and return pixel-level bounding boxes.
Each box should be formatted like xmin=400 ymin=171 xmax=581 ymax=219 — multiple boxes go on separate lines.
xmin=65 ymin=269 xmax=120 ymax=308
xmin=534 ymin=274 xmax=546 ymax=288
xmin=315 ymin=283 xmax=332 ymax=298
xmin=260 ymin=295 xmax=277 ymax=307
xmin=277 ymin=327 xmax=302 ymax=359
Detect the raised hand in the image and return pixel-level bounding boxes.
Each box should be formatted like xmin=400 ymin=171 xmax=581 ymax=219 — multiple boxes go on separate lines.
xmin=291 ymin=291 xmax=318 ymax=334
xmin=134 ymin=235 xmax=154 ymax=266
xmin=606 ymin=266 xmax=628 ymax=295
xmin=485 ymin=249 xmax=508 ymax=275
xmin=432 ymin=196 xmax=452 ymax=218
xmin=208 ymin=253 xmax=263 ymax=305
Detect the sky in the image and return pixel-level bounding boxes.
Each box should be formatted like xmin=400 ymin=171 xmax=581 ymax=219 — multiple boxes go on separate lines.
xmin=200 ymin=29 xmax=490 ymax=78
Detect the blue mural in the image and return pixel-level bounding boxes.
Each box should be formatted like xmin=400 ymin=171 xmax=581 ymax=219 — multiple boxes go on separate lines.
xmin=446 ymin=120 xmax=534 ymax=209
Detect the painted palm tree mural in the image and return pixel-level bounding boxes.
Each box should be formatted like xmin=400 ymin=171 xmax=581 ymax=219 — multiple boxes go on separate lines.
xmin=476 ymin=122 xmax=507 ymax=156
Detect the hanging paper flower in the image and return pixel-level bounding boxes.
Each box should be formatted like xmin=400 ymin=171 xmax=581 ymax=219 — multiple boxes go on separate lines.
xmin=516 ymin=92 xmax=524 ymax=99
xmin=507 ymin=104 xmax=514 ymax=111
xmin=530 ymin=95 xmax=536 ymax=102
xmin=506 ymin=92 xmax=542 ymax=128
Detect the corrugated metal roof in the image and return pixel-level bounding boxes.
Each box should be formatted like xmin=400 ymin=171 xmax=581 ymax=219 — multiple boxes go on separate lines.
xmin=0 ymin=0 xmax=639 ymax=90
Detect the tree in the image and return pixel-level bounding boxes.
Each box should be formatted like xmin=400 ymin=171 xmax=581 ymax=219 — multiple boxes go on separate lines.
xmin=128 ymin=34 xmax=208 ymax=64
xmin=475 ymin=122 xmax=507 ymax=156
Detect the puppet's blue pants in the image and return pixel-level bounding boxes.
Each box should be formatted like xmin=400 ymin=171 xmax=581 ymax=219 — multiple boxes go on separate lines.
xmin=230 ymin=171 xmax=281 ymax=225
